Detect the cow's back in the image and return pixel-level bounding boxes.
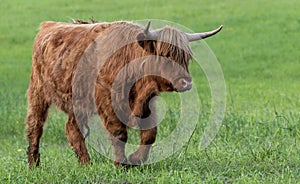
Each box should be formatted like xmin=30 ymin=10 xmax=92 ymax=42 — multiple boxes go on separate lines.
xmin=31 ymin=21 xmax=112 ymax=113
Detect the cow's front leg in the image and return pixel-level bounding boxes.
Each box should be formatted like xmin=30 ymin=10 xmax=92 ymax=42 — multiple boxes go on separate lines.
xmin=128 ymin=104 xmax=157 ymax=166
xmin=128 ymin=127 xmax=157 ymax=165
xmin=105 ymin=121 xmax=128 ymax=166
xmin=127 ymin=82 xmax=158 ymax=165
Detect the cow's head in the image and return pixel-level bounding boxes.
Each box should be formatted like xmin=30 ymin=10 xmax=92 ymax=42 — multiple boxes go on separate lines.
xmin=137 ymin=22 xmax=222 ymax=93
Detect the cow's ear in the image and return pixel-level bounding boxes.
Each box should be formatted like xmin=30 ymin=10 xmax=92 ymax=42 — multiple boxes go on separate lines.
xmin=136 ymin=33 xmax=156 ymax=53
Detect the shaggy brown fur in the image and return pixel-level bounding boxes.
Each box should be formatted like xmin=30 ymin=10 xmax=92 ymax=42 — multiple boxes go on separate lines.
xmin=26 ymin=20 xmax=193 ymax=168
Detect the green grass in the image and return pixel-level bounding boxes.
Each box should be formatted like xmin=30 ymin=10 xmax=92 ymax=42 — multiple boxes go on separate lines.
xmin=1 ymin=0 xmax=300 ymax=183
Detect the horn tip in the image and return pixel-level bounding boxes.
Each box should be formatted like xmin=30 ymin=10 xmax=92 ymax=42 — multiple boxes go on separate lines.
xmin=144 ymin=21 xmax=151 ymax=35
xmin=146 ymin=21 xmax=151 ymax=28
xmin=218 ymin=25 xmax=223 ymax=31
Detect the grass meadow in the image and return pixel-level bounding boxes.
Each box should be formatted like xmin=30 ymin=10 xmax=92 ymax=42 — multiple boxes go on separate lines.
xmin=0 ymin=0 xmax=300 ymax=183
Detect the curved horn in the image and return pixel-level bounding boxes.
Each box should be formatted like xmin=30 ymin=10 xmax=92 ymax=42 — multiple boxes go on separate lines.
xmin=143 ymin=21 xmax=158 ymax=40
xmin=186 ymin=25 xmax=223 ymax=42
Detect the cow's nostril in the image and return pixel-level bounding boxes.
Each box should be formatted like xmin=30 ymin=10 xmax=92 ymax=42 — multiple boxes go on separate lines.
xmin=177 ymin=78 xmax=192 ymax=90
xmin=180 ymin=79 xmax=187 ymax=87
xmin=174 ymin=78 xmax=192 ymax=92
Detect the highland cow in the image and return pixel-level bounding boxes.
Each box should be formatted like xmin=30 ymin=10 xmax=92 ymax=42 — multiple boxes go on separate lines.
xmin=26 ymin=19 xmax=222 ymax=168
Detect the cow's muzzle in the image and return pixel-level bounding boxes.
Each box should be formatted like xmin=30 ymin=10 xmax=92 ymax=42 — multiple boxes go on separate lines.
xmin=173 ymin=78 xmax=192 ymax=92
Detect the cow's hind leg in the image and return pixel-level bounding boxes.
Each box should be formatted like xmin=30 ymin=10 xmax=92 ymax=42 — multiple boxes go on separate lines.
xmin=26 ymin=91 xmax=49 ymax=168
xmin=65 ymin=115 xmax=90 ymax=164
